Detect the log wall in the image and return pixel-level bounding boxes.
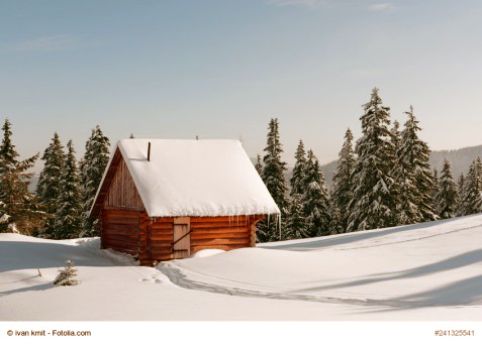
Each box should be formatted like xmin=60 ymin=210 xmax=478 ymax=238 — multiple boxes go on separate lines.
xmin=101 ymin=210 xmax=264 ymax=265
xmin=101 ymin=209 xmax=143 ymax=256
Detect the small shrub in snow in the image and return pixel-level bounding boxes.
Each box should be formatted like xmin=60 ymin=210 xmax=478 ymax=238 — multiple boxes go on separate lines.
xmin=53 ymin=260 xmax=79 ymax=286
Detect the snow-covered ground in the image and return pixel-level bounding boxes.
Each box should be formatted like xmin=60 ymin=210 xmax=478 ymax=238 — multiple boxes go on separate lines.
xmin=1 ymin=215 xmax=482 ymax=320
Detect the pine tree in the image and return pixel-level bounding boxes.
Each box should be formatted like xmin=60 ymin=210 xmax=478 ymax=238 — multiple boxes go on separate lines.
xmin=53 ymin=260 xmax=79 ymax=286
xmin=302 ymin=150 xmax=330 ymax=236
xmin=0 ymin=118 xmax=42 ymax=234
xmin=459 ymin=157 xmax=482 ymax=216
xmin=435 ymin=160 xmax=458 ymax=219
xmin=258 ymin=118 xmax=288 ymax=242
xmin=290 ymin=140 xmax=307 ymax=197
xmin=254 ymin=154 xmax=263 ymax=175
xmin=400 ymin=106 xmax=437 ymax=222
xmin=37 ymin=133 xmax=65 ymax=237
xmin=79 ymin=125 xmax=110 ymax=236
xmin=0 ymin=201 xmax=10 ymax=227
xmin=53 ymin=140 xmax=82 ymax=239
xmin=347 ymin=88 xmax=396 ymax=231
xmin=332 ymin=128 xmax=355 ymax=231
xmin=392 ymin=113 xmax=421 ymax=225
xmin=456 ymin=173 xmax=465 ymax=216
xmin=284 ymin=195 xmax=308 ymax=240
xmin=328 ymin=197 xmax=344 ymax=235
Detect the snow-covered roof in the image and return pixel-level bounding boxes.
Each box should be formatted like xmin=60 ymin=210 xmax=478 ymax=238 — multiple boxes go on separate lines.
xmin=93 ymin=139 xmax=280 ymax=218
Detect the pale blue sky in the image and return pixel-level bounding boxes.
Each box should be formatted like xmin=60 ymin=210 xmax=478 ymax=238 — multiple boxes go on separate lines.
xmin=1 ymin=0 xmax=482 ymax=171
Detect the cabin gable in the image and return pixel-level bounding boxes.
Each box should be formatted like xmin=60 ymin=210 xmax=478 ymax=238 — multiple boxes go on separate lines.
xmin=104 ymin=157 xmax=144 ymax=211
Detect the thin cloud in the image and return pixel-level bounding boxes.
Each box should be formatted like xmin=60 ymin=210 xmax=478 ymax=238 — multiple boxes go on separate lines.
xmin=8 ymin=34 xmax=79 ymax=52
xmin=267 ymin=0 xmax=325 ymax=8
xmin=368 ymin=3 xmax=394 ymax=12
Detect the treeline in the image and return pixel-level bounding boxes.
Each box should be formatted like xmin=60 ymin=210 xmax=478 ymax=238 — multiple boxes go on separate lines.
xmin=256 ymin=88 xmax=482 ymax=242
xmin=0 ymin=118 xmax=110 ymax=238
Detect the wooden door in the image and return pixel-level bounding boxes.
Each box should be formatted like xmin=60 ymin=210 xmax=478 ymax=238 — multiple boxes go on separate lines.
xmin=173 ymin=217 xmax=191 ymax=259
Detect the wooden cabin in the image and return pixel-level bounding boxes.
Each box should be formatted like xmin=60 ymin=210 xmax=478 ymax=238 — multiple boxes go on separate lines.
xmin=90 ymin=139 xmax=280 ymax=265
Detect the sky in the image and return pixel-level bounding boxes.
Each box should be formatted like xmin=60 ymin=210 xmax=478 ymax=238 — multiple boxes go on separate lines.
xmin=2 ymin=0 xmax=482 ymax=172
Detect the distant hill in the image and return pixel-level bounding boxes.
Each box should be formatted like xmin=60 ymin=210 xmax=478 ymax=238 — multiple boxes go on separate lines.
xmin=258 ymin=145 xmax=482 ymax=191
xmin=318 ymin=144 xmax=482 ymax=189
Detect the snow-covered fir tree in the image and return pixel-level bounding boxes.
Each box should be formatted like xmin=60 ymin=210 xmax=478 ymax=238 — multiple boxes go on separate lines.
xmin=328 ymin=198 xmax=344 ymax=235
xmin=400 ymin=106 xmax=437 ymax=222
xmin=332 ymin=128 xmax=355 ymax=231
xmin=0 ymin=201 xmax=11 ymax=231
xmin=392 ymin=113 xmax=421 ymax=225
xmin=290 ymin=140 xmax=307 ymax=197
xmin=0 ymin=118 xmax=42 ymax=234
xmin=302 ymin=149 xmax=330 ymax=236
xmin=435 ymin=159 xmax=458 ymax=219
xmin=258 ymin=118 xmax=288 ymax=242
xmin=459 ymin=157 xmax=482 ymax=216
xmin=284 ymin=194 xmax=308 ymax=240
xmin=347 ymin=88 xmax=396 ymax=231
xmin=53 ymin=260 xmax=79 ymax=286
xmin=254 ymin=154 xmax=263 ymax=175
xmin=79 ymin=125 xmax=110 ymax=236
xmin=53 ymin=140 xmax=83 ymax=239
xmin=391 ymin=120 xmax=401 ymax=154
xmin=456 ymin=173 xmax=466 ymax=216
xmin=36 ymin=132 xmax=65 ymax=237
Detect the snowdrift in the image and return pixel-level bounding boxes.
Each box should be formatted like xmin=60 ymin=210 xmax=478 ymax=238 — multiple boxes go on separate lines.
xmin=1 ymin=215 xmax=482 ymax=320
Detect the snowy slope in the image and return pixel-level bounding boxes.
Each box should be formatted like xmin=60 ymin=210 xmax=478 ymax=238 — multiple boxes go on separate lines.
xmin=1 ymin=215 xmax=482 ymax=320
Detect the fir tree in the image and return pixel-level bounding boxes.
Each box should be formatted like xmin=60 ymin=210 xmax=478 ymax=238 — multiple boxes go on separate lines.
xmin=392 ymin=113 xmax=421 ymax=225
xmin=391 ymin=120 xmax=401 ymax=154
xmin=254 ymin=154 xmax=263 ymax=175
xmin=0 ymin=118 xmax=42 ymax=234
xmin=79 ymin=125 xmax=110 ymax=236
xmin=258 ymin=118 xmax=288 ymax=242
xmin=37 ymin=132 xmax=65 ymax=237
xmin=53 ymin=260 xmax=79 ymax=286
xmin=290 ymin=140 xmax=307 ymax=197
xmin=456 ymin=173 xmax=466 ymax=216
xmin=328 ymin=198 xmax=344 ymax=235
xmin=0 ymin=201 xmax=10 ymax=228
xmin=284 ymin=195 xmax=308 ymax=240
xmin=459 ymin=157 xmax=482 ymax=216
xmin=347 ymin=88 xmax=396 ymax=231
xmin=332 ymin=128 xmax=355 ymax=231
xmin=53 ymin=140 xmax=82 ymax=239
xmin=400 ymin=106 xmax=437 ymax=222
xmin=302 ymin=149 xmax=330 ymax=236
xmin=435 ymin=160 xmax=458 ymax=219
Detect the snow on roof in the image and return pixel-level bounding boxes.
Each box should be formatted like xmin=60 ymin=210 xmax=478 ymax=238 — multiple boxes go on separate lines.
xmin=102 ymin=139 xmax=280 ymax=217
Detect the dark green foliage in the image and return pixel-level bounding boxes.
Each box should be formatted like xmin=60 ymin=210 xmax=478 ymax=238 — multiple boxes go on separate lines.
xmin=258 ymin=118 xmax=288 ymax=242
xmin=53 ymin=140 xmax=82 ymax=239
xmin=290 ymin=140 xmax=307 ymax=197
xmin=332 ymin=128 xmax=355 ymax=231
xmin=0 ymin=118 xmax=43 ymax=234
xmin=284 ymin=194 xmax=308 ymax=240
xmin=37 ymin=133 xmax=65 ymax=237
xmin=436 ymin=160 xmax=458 ymax=219
xmin=347 ymin=88 xmax=397 ymax=231
xmin=302 ymin=150 xmax=330 ymax=236
xmin=458 ymin=157 xmax=482 ymax=216
xmin=79 ymin=125 xmax=110 ymax=236
xmin=400 ymin=107 xmax=437 ymax=222
xmin=456 ymin=173 xmax=465 ymax=216
xmin=392 ymin=113 xmax=421 ymax=225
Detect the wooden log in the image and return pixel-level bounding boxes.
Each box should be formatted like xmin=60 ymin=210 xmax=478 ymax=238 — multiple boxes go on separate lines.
xmin=191 ymin=238 xmax=250 ymax=246
xmin=191 ymin=231 xmax=250 ymax=239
